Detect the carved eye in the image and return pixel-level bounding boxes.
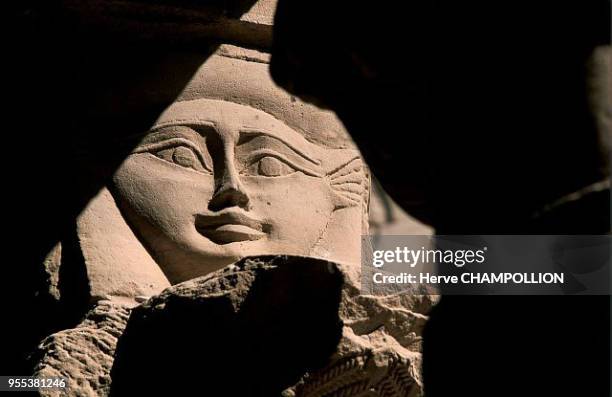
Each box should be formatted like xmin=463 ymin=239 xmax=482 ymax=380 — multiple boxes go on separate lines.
xmin=151 ymin=143 xmax=211 ymax=174
xmin=243 ymin=155 xmax=298 ymax=177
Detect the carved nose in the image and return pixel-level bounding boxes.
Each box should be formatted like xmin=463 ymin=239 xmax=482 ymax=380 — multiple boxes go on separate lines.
xmin=208 ymin=168 xmax=250 ymax=211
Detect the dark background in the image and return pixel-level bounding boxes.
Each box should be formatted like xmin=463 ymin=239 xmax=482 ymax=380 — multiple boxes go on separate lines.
xmin=270 ymin=1 xmax=611 ymax=395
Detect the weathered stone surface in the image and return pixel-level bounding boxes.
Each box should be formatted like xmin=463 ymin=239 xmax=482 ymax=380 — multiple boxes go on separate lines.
xmin=77 ymin=188 xmax=171 ymax=301
xmin=30 ymin=256 xmax=432 ymax=397
xmin=31 ymin=301 xmax=132 ymax=397
xmin=48 ymin=44 xmax=370 ymax=304
xmin=110 ymin=256 xmax=344 ymax=396
xmin=288 ymin=268 xmax=433 ymax=397
xmin=25 ymin=5 xmax=434 ymax=395
xmin=109 ymin=256 xmax=433 ymax=396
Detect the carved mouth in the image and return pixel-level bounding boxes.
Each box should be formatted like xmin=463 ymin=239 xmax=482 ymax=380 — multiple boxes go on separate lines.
xmin=195 ymin=211 xmax=266 ymax=244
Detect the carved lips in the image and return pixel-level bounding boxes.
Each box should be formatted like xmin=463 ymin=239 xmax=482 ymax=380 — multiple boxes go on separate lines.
xmin=195 ymin=211 xmax=267 ymax=244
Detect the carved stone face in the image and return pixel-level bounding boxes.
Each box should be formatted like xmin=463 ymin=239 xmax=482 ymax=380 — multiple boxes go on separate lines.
xmin=113 ymin=98 xmax=366 ymax=283
xmin=71 ymin=50 xmax=368 ymax=297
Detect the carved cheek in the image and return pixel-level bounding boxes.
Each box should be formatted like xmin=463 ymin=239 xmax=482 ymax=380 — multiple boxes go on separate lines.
xmin=113 ymin=154 xmax=215 ymax=237
xmin=242 ymin=173 xmax=334 ymax=239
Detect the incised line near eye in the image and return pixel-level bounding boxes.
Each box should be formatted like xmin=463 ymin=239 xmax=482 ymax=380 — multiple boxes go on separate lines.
xmin=242 ymin=149 xmax=323 ymax=177
xmin=134 ymin=137 xmax=213 ymax=173
xmin=326 ymin=155 xmax=362 ymax=176
xmin=327 ymin=156 xmax=365 ymax=209
xmin=151 ymin=119 xmax=217 ymax=132
xmin=240 ymin=128 xmax=321 ymax=166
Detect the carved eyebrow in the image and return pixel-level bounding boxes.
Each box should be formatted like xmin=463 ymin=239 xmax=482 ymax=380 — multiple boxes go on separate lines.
xmin=132 ymin=126 xmax=214 ymax=170
xmin=139 ymin=124 xmax=210 ymax=145
xmin=151 ymin=119 xmax=217 ymax=132
xmin=239 ymin=128 xmax=321 ymax=166
xmin=133 ymin=137 xmax=213 ymax=172
xmin=247 ymin=149 xmax=323 ymax=177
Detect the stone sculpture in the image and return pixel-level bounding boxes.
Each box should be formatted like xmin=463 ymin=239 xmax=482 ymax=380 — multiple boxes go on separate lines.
xmin=73 ymin=46 xmax=368 ymax=302
xmin=32 ymin=45 xmax=433 ymax=397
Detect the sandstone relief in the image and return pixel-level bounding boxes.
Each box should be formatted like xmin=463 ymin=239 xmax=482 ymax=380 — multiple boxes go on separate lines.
xmin=31 ymin=45 xmax=433 ymax=397
xmin=9 ymin=0 xmax=610 ymax=396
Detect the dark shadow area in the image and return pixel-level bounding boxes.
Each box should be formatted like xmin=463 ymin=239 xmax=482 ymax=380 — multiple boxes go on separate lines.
xmin=3 ymin=0 xmax=260 ymax=375
xmin=109 ymin=256 xmax=344 ymax=397
xmin=271 ymin=0 xmax=610 ymax=395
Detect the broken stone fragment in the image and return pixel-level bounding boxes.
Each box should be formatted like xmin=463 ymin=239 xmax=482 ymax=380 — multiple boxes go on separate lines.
xmin=30 ymin=301 xmax=132 ymax=397
xmin=109 ymin=256 xmax=433 ymax=397
xmin=29 ymin=256 xmax=432 ymax=397
xmin=110 ymin=256 xmax=345 ymax=396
